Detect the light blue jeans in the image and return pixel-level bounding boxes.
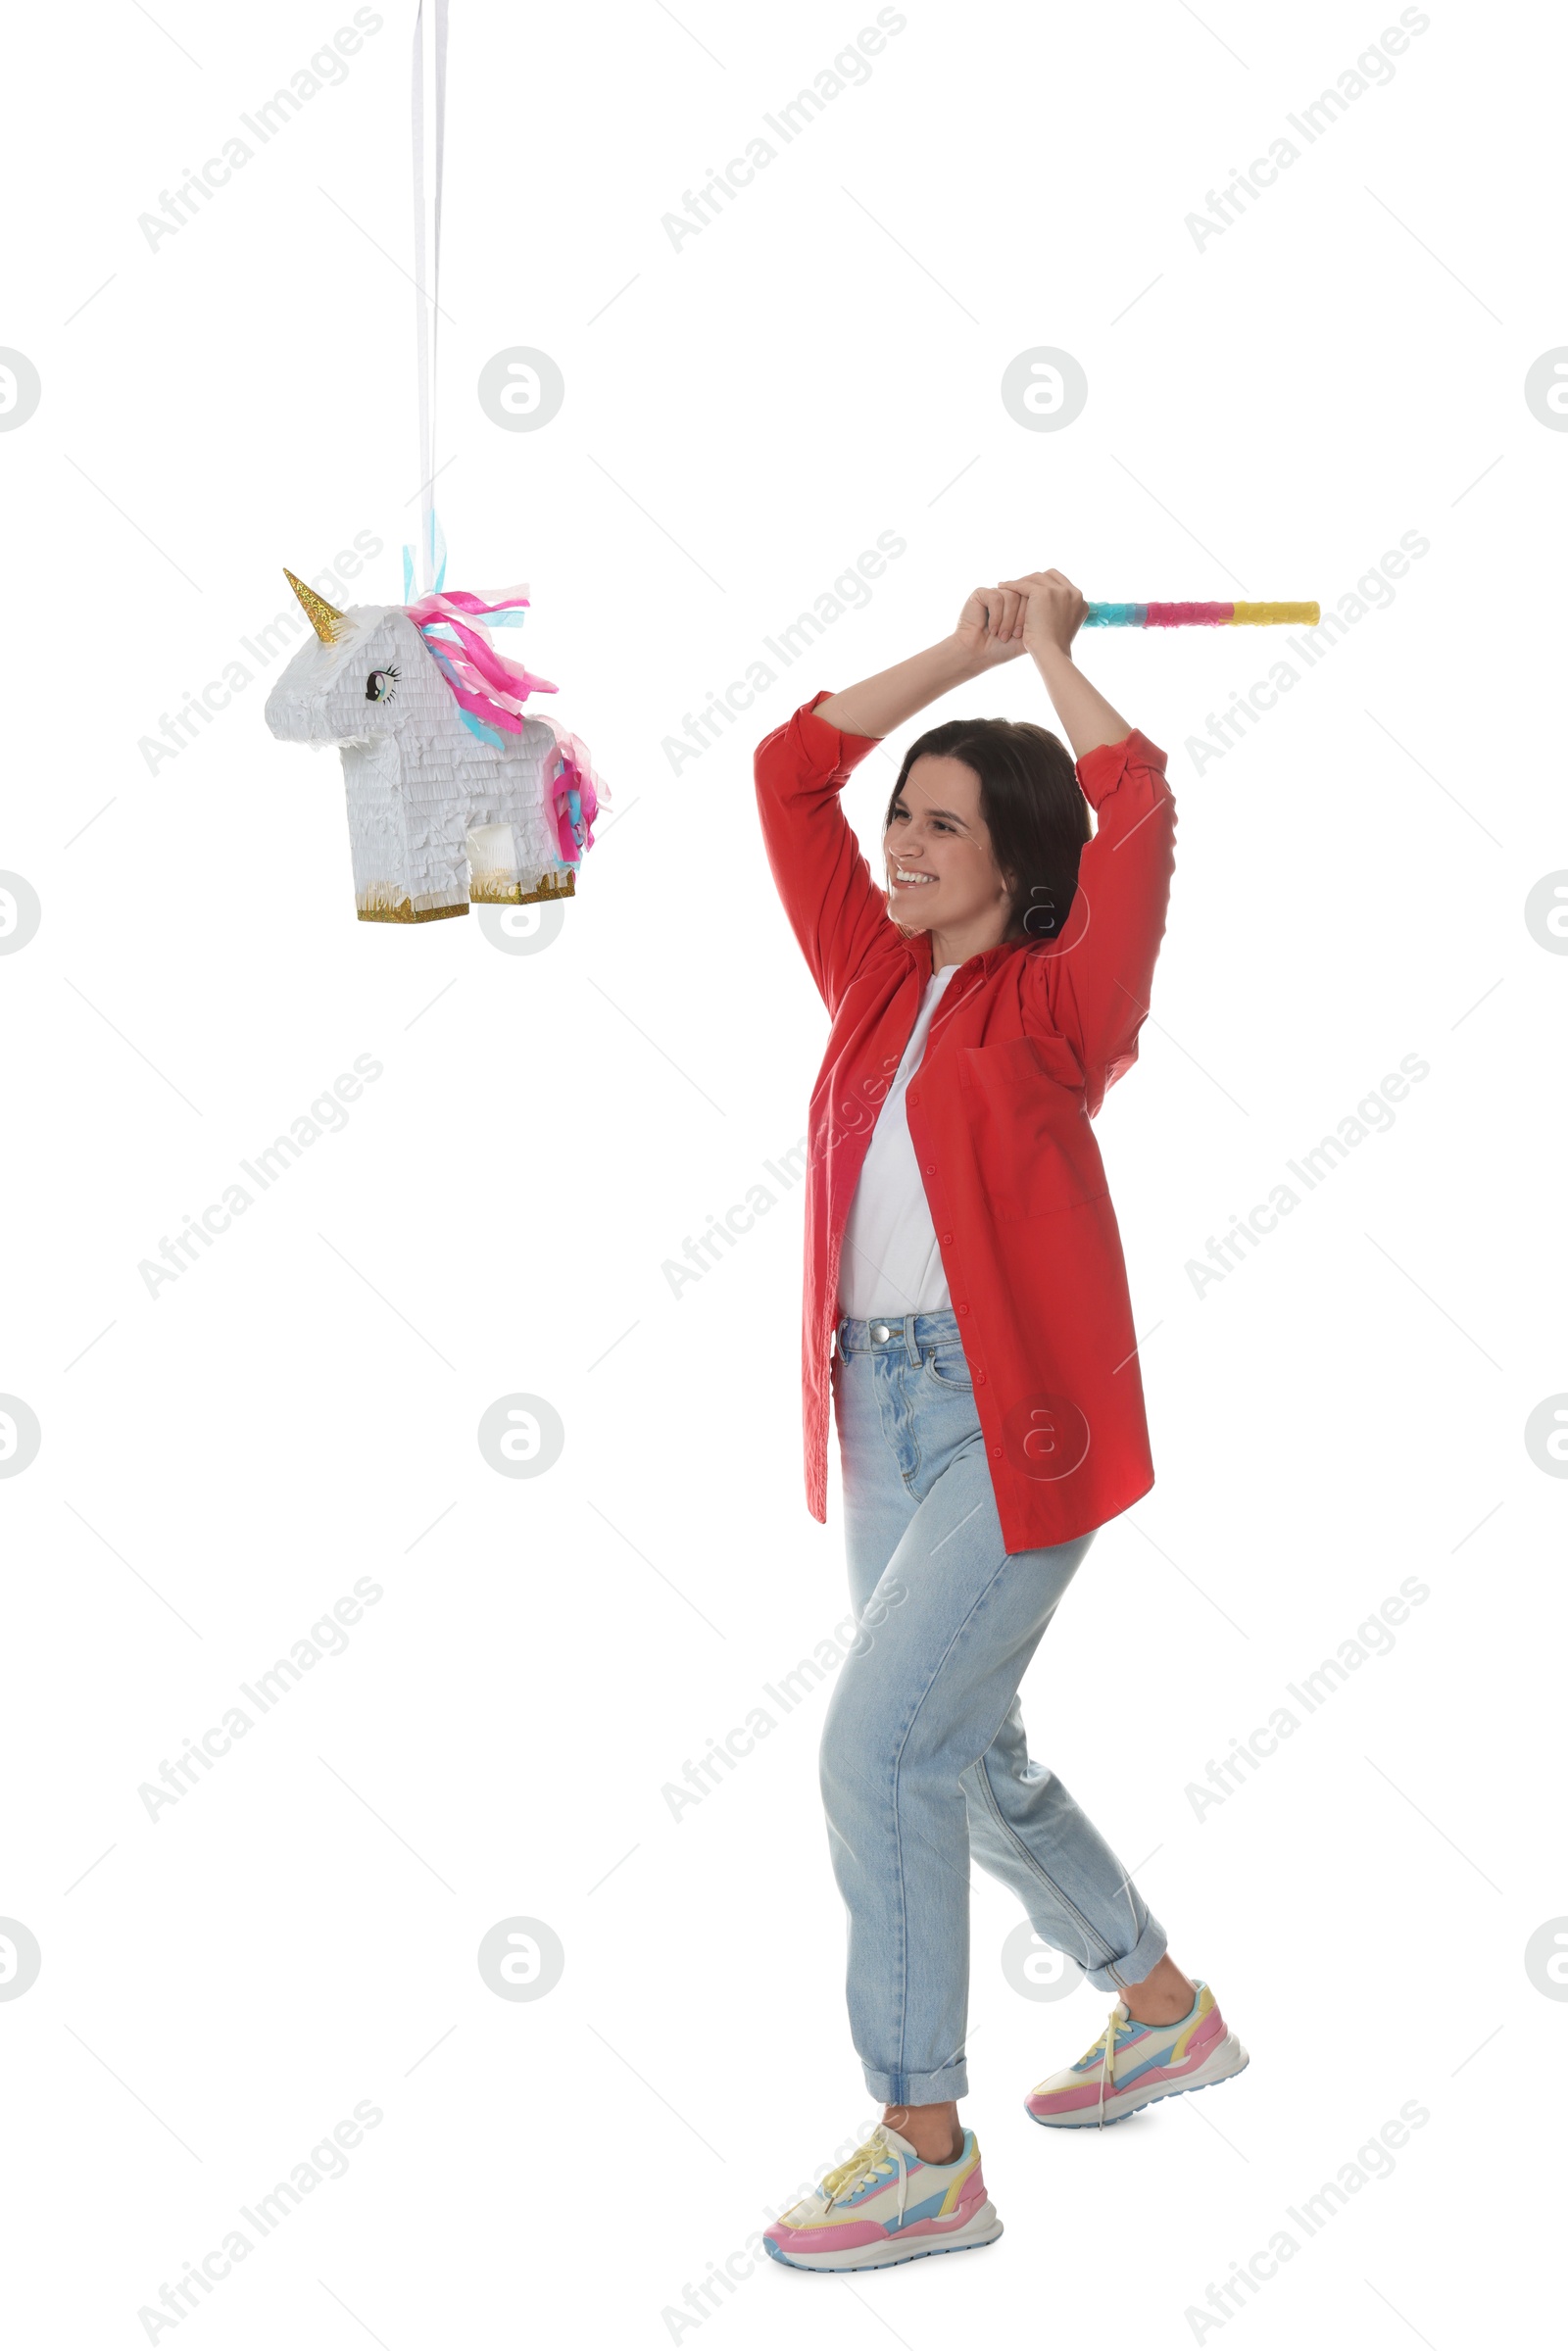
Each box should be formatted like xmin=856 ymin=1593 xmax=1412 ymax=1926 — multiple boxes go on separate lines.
xmin=822 ymin=1308 xmax=1167 ymax=2106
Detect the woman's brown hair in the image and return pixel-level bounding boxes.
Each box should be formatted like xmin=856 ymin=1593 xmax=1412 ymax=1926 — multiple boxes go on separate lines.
xmin=884 ymin=717 xmax=1089 ymax=941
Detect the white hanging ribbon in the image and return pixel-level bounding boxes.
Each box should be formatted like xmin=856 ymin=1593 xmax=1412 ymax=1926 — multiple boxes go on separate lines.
xmin=411 ymin=0 xmax=448 ymax=597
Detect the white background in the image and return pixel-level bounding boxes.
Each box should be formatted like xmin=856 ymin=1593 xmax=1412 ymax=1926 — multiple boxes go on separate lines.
xmin=2 ymin=0 xmax=1562 ymax=2342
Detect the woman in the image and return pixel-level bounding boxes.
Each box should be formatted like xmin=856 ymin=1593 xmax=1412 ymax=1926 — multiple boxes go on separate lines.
xmin=754 ymin=569 xmax=1248 ymax=2275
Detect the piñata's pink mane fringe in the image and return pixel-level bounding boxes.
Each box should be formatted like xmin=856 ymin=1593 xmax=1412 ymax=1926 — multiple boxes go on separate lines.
xmin=405 ymin=587 xmax=557 ymax=734
xmin=404 ymin=586 xmax=608 ymax=867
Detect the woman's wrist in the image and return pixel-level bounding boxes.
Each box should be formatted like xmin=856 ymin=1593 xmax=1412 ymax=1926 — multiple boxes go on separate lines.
xmin=1029 ymin=641 xmax=1134 ymax=759
xmin=936 ymin=632 xmax=992 ymax=687
xmin=1030 ymin=640 xmax=1078 ymax=680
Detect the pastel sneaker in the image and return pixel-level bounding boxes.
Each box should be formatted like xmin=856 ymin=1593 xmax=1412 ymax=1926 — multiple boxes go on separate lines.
xmin=763 ymin=2124 xmax=1003 ymax=2273
xmin=1025 ymin=1980 xmax=1248 ymax=2129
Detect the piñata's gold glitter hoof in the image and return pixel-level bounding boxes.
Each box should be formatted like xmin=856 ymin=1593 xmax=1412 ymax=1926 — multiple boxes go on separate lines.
xmin=469 ymin=868 xmax=577 ymax=906
xmin=357 ymin=899 xmax=469 ymax=924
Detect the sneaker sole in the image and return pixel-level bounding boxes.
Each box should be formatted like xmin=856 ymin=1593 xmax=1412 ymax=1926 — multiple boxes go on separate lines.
xmin=763 ymin=2202 xmax=1004 ymax=2273
xmin=1025 ymin=2033 xmax=1250 ymax=2130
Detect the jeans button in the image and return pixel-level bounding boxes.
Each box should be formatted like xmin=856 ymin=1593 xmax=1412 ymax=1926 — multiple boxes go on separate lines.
xmin=870 ymin=1321 xmax=891 ymax=1343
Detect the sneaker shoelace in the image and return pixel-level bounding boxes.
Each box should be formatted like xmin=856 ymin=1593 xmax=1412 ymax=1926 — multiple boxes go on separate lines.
xmin=820 ymin=2131 xmax=909 ymax=2226
xmin=1081 ymin=2007 xmax=1135 ymax=2131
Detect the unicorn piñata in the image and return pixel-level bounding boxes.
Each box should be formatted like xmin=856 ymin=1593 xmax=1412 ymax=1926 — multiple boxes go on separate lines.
xmin=264 ymin=560 xmax=605 ymax=924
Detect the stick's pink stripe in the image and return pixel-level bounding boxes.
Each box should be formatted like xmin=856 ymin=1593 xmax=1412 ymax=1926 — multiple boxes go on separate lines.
xmin=1146 ymin=602 xmax=1234 ymax=626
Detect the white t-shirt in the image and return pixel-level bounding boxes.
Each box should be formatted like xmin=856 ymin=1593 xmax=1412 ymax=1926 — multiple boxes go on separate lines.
xmin=838 ymin=962 xmax=959 ymax=1318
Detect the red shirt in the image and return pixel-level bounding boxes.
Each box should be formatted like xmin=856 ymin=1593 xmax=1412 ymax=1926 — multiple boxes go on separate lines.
xmin=754 ymin=691 xmax=1177 ymax=1551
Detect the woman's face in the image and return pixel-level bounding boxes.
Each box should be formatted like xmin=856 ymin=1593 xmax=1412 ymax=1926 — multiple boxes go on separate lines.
xmin=883 ymin=755 xmax=1012 ymax=936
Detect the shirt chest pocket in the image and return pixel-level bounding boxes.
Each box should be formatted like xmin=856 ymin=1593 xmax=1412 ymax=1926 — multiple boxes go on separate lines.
xmin=956 ymin=1034 xmax=1109 ymax=1221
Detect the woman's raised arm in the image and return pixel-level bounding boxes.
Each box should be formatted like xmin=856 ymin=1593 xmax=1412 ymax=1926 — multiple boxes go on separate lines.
xmin=756 ymin=592 xmax=1028 ymax=1011
xmin=998 ymin=568 xmax=1134 ymax=757
xmin=1004 ymin=570 xmax=1175 ymax=1110
xmin=813 ymin=587 xmax=1030 ymax=738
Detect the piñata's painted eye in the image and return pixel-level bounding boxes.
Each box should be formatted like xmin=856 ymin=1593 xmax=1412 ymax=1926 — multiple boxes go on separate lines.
xmin=366 ymin=667 xmax=400 ymax=703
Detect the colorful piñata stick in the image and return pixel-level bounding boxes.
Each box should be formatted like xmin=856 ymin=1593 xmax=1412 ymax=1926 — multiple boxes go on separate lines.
xmin=1083 ymin=602 xmax=1319 ymax=627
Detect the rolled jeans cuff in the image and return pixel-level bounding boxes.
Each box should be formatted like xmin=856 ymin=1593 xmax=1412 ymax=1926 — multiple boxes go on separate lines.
xmin=861 ymin=2058 xmax=969 ymax=2106
xmin=1083 ymin=1910 xmax=1168 ymax=1999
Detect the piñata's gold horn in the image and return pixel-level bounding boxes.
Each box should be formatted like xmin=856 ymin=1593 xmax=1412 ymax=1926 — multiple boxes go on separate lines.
xmin=283 ymin=568 xmax=350 ymax=644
